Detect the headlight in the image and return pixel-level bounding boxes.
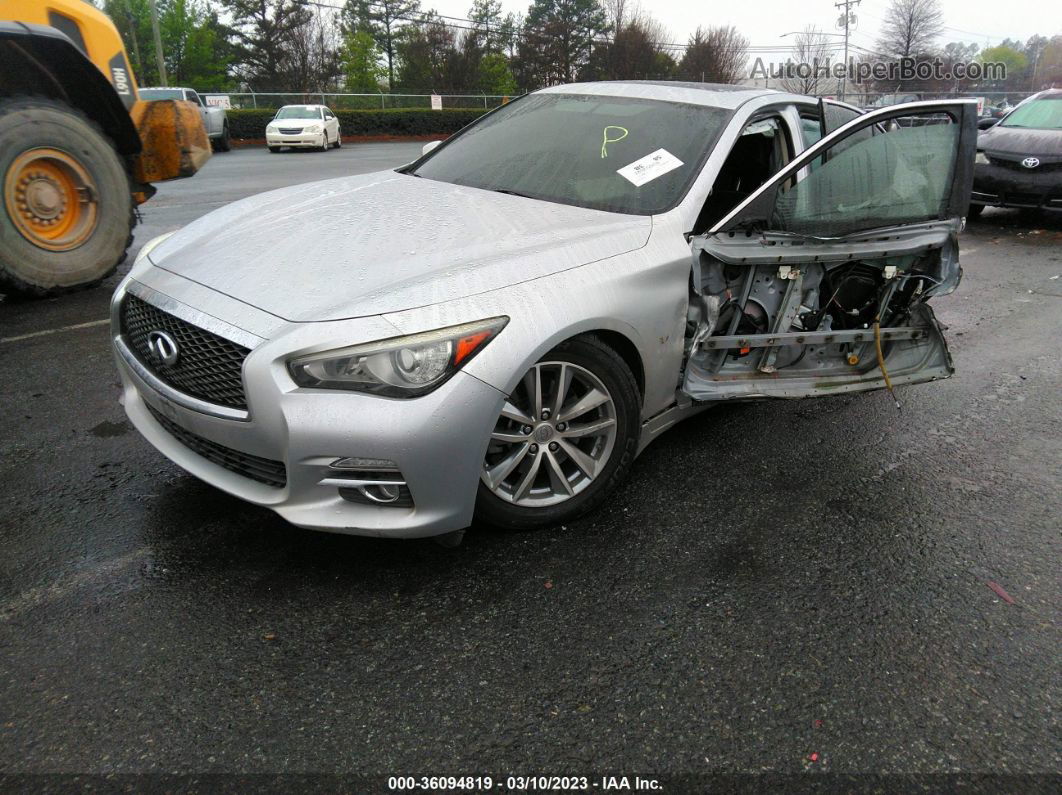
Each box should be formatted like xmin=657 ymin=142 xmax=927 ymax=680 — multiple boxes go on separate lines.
xmin=288 ymin=317 xmax=508 ymax=397
xmin=975 ymin=151 xmax=989 ymax=165
xmin=133 ymin=231 xmax=177 ymax=266
xmin=266 ymin=123 xmax=277 ymax=132
xmin=305 ymin=124 xmax=322 ymax=133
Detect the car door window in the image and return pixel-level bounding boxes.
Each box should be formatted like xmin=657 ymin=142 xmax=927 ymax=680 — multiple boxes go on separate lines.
xmin=801 ymin=102 xmax=866 ymax=155
xmin=773 ymin=115 xmax=959 ymax=237
xmin=715 ymin=105 xmax=973 ymax=238
xmin=694 ymin=114 xmax=792 ymax=232
xmin=800 ymin=114 xmax=822 ymax=149
xmin=187 ymin=90 xmax=202 ymax=106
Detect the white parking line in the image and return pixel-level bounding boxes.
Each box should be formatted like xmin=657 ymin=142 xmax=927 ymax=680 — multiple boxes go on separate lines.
xmin=0 ymin=318 xmax=109 ymax=344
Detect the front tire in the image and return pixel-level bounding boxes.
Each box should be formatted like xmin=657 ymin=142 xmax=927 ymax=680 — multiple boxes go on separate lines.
xmin=268 ymin=145 xmax=281 ymax=153
xmin=475 ymin=336 xmax=640 ymax=531
xmin=966 ymin=203 xmax=985 ymax=219
xmin=319 ymin=133 xmax=329 ymax=152
xmin=0 ymin=97 xmax=133 ymax=296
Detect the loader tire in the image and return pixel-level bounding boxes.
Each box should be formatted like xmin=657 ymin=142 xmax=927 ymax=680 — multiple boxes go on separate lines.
xmin=0 ymin=97 xmax=134 ymax=297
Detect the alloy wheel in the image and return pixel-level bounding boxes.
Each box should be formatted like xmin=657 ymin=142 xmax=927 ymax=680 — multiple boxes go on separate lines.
xmin=481 ymin=361 xmax=618 ymax=507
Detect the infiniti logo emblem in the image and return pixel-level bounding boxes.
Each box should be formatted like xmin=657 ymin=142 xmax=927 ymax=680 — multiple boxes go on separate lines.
xmin=147 ymin=330 xmax=180 ymax=366
xmin=1021 ymin=157 xmax=1040 ymax=169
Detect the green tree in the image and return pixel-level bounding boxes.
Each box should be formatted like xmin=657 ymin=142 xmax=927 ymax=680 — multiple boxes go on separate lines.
xmin=393 ymin=13 xmax=454 ymax=91
xmin=221 ymin=0 xmax=314 ymax=90
xmin=476 ymin=52 xmax=517 ymax=93
xmin=468 ymin=0 xmax=503 ymax=53
xmin=102 ymin=0 xmax=232 ymax=89
xmin=342 ymin=30 xmax=386 ymax=92
xmin=342 ymin=0 xmax=421 ymax=88
xmin=980 ymin=44 xmax=1028 ymax=89
xmin=677 ymin=26 xmax=749 ymax=84
xmin=162 ymin=1 xmax=233 ymax=89
xmin=519 ymin=0 xmax=609 ymax=86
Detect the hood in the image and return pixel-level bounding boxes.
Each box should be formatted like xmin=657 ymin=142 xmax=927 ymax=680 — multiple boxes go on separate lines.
xmin=150 ymin=172 xmax=652 ymax=322
xmin=978 ymin=125 xmax=1062 ymax=160
xmin=271 ymin=117 xmax=319 ymax=126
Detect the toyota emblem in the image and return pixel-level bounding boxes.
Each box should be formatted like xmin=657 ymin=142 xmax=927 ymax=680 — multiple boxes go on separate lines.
xmin=1021 ymin=157 xmax=1040 ymax=169
xmin=147 ymin=330 xmax=180 ymax=366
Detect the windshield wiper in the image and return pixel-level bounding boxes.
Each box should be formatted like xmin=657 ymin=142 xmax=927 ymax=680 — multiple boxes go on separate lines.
xmin=491 ymin=188 xmax=535 ymax=199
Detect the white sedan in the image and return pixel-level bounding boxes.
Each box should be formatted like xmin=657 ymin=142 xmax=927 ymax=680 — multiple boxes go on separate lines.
xmin=265 ymin=104 xmax=341 ymax=152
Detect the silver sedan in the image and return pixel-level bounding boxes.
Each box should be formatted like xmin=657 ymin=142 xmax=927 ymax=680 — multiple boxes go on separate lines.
xmin=112 ymin=82 xmax=977 ymax=540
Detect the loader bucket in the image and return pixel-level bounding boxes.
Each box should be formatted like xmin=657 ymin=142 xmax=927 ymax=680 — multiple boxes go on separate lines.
xmin=130 ymin=99 xmax=211 ymax=187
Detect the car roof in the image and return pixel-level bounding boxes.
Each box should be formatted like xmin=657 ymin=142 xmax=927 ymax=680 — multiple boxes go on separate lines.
xmin=139 ymin=86 xmax=192 ymax=91
xmin=537 ymin=80 xmax=789 ymax=110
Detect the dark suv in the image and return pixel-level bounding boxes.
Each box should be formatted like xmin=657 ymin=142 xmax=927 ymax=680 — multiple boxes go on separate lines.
xmin=970 ymin=89 xmax=1062 ymax=216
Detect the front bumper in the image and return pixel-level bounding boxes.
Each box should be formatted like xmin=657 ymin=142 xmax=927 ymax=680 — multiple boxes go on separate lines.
xmin=971 ymin=162 xmax=1062 ymax=211
xmin=266 ymin=131 xmax=326 ymax=148
xmin=112 ymin=280 xmax=505 ymax=538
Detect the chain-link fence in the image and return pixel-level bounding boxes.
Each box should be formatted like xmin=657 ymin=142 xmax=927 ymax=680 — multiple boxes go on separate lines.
xmin=205 ymin=92 xmax=520 ymax=111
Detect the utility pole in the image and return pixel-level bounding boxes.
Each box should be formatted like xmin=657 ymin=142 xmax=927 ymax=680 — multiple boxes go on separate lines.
xmin=835 ymin=0 xmax=860 ymax=102
xmin=122 ymin=0 xmax=143 ymax=79
xmin=148 ymin=0 xmax=167 ymax=86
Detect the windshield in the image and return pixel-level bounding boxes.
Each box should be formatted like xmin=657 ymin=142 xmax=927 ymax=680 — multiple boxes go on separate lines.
xmin=139 ymin=89 xmax=184 ymax=100
xmin=275 ymin=106 xmax=321 ymax=120
xmin=1000 ymin=97 xmax=1062 ymax=129
xmin=410 ymin=93 xmax=731 ymax=215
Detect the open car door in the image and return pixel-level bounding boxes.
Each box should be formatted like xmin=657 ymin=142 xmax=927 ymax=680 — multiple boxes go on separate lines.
xmin=682 ymin=100 xmax=977 ymax=402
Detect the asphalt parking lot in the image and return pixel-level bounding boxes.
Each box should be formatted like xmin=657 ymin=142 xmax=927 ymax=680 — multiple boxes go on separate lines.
xmin=0 ymin=145 xmax=1059 ymax=783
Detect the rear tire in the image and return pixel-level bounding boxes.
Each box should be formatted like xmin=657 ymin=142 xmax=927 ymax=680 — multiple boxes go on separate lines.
xmin=0 ymin=97 xmax=133 ymax=297
xmin=214 ymin=122 xmax=231 ymax=152
xmin=334 ymin=134 xmax=342 ymax=149
xmin=474 ymin=335 xmax=641 ymax=531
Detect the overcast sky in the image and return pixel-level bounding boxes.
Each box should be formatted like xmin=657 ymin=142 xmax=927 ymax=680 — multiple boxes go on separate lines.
xmin=426 ymin=0 xmax=1062 ymax=59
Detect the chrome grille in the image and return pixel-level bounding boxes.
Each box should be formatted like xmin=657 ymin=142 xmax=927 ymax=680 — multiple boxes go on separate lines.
xmin=278 ymin=127 xmax=303 ymax=135
xmin=121 ymin=294 xmax=250 ymax=410
xmin=145 ymin=404 xmax=286 ymax=488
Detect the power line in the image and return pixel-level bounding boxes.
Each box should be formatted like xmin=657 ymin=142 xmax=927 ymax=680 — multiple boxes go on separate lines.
xmin=296 ymin=0 xmax=850 ymax=55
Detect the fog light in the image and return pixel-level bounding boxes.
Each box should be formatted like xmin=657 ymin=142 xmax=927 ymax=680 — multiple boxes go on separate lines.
xmin=362 ymin=483 xmax=401 ymax=503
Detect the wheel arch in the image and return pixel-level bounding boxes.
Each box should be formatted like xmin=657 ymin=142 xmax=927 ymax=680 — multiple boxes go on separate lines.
xmin=581 ymin=329 xmax=645 ymax=401
xmin=0 ymin=23 xmax=141 ymax=157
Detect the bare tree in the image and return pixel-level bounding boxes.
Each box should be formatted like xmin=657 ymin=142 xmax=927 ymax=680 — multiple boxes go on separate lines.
xmin=876 ymin=0 xmax=943 ymax=57
xmin=287 ymin=6 xmax=342 ymax=91
xmin=679 ymin=25 xmax=749 ymax=84
xmin=779 ymin=26 xmax=840 ymax=95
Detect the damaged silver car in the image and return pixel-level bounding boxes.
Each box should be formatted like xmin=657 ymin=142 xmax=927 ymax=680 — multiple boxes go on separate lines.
xmin=112 ymin=82 xmax=976 ymax=539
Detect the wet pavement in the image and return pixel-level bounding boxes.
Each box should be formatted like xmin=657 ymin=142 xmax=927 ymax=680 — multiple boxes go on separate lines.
xmin=0 ymin=147 xmax=1059 ymax=783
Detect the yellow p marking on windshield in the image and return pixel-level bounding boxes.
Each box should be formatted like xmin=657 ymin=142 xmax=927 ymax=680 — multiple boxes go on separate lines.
xmin=601 ymin=125 xmax=628 ymax=158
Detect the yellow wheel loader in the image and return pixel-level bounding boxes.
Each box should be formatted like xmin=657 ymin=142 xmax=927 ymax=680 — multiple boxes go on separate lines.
xmin=0 ymin=0 xmax=211 ymax=296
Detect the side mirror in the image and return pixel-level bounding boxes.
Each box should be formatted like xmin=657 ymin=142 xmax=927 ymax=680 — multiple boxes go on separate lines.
xmin=978 ymin=118 xmax=999 ymax=130
xmin=421 ymin=140 xmax=442 ymax=156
